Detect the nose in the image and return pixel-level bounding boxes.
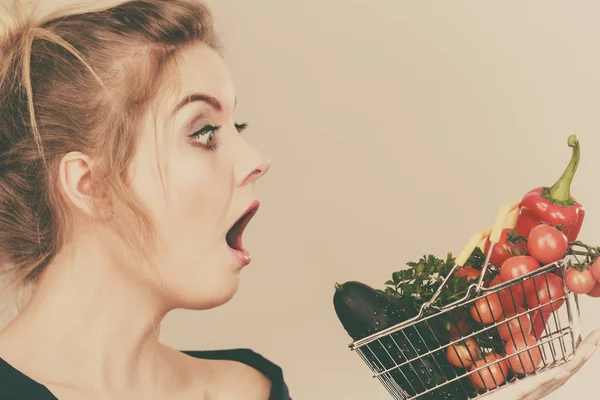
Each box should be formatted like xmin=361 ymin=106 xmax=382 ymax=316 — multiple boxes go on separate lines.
xmin=235 ymin=144 xmax=271 ymax=187
xmin=245 ymin=156 xmax=270 ymax=185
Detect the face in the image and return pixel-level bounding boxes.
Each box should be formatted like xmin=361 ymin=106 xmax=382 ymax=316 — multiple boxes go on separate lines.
xmin=125 ymin=43 xmax=270 ymax=310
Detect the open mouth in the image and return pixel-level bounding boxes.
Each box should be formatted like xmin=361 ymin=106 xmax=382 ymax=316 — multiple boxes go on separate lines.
xmin=226 ymin=201 xmax=260 ymax=253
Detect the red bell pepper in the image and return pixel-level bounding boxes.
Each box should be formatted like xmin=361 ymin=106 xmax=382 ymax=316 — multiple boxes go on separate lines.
xmin=514 ymin=135 xmax=585 ymax=242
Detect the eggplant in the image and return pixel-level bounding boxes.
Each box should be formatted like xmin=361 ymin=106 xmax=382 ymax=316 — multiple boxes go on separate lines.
xmin=333 ymin=281 xmax=474 ymax=399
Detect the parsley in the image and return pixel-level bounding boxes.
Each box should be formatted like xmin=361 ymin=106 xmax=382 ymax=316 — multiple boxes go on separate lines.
xmin=382 ymin=252 xmax=505 ymax=354
xmin=465 ymin=247 xmax=487 ymax=270
xmin=384 ymin=252 xmax=498 ymax=311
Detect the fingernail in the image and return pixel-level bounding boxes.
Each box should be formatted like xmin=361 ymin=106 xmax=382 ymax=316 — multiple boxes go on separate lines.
xmin=585 ymin=347 xmax=598 ymax=361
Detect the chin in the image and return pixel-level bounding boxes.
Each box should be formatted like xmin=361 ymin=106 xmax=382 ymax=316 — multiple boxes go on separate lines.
xmin=169 ymin=275 xmax=241 ymax=311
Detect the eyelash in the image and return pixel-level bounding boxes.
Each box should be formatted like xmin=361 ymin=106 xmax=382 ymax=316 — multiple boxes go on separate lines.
xmin=189 ymin=122 xmax=249 ymax=151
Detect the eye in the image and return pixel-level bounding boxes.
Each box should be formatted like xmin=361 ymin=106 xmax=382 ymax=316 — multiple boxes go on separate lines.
xmin=189 ymin=124 xmax=221 ymax=149
xmin=235 ymin=122 xmax=248 ymax=133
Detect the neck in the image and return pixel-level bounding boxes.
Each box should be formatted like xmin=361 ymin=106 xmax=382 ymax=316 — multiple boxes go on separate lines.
xmin=0 ymin=236 xmax=175 ymax=391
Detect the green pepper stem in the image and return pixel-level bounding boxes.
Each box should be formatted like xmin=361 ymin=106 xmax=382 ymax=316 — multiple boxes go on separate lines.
xmin=548 ymin=134 xmax=580 ymax=202
xmin=334 ymin=282 xmax=343 ymax=290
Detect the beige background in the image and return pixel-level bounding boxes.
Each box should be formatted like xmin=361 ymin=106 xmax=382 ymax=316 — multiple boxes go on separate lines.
xmin=6 ymin=0 xmax=600 ymax=399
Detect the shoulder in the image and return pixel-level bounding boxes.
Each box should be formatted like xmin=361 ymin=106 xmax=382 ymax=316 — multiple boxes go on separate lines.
xmin=182 ymin=348 xmax=278 ymax=400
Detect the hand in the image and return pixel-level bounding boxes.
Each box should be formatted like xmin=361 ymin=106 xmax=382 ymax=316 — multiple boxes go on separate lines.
xmin=480 ymin=329 xmax=600 ymax=400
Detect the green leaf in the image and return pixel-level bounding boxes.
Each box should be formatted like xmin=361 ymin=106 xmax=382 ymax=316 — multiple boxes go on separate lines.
xmin=466 ymin=247 xmax=486 ymax=270
xmin=414 ymin=263 xmax=424 ymax=275
xmin=381 ymin=252 xmax=482 ymax=345
xmin=385 ymin=287 xmax=397 ymax=297
xmin=400 ymin=283 xmax=415 ymax=296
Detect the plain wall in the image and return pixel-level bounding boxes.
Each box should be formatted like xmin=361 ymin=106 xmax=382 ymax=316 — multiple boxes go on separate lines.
xmin=6 ymin=1 xmax=600 ymax=399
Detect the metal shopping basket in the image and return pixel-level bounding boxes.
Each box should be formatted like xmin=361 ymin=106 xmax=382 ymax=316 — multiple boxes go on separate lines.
xmin=348 ymin=200 xmax=584 ymax=399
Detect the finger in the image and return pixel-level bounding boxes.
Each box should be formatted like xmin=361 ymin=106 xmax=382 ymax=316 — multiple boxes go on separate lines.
xmin=512 ymin=370 xmax=567 ymax=400
xmin=515 ymin=375 xmax=562 ymax=400
xmin=520 ymin=380 xmax=564 ymax=400
xmin=577 ymin=329 xmax=600 ymax=352
xmin=567 ymin=348 xmax=597 ymax=376
xmin=517 ymin=330 xmax=600 ymax=399
xmin=519 ymin=369 xmax=572 ymax=400
xmin=561 ymin=330 xmax=600 ymax=374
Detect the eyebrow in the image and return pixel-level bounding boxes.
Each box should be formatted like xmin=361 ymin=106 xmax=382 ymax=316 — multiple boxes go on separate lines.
xmin=172 ymin=93 xmax=238 ymax=117
xmin=173 ymin=93 xmax=222 ymax=116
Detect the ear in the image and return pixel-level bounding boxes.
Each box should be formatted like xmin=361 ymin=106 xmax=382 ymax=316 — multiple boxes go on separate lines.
xmin=58 ymin=151 xmax=109 ymax=219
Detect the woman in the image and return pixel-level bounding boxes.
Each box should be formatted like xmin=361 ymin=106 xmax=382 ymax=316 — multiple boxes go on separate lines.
xmin=0 ymin=1 xmax=594 ymax=399
xmin=0 ymin=1 xmax=287 ymax=399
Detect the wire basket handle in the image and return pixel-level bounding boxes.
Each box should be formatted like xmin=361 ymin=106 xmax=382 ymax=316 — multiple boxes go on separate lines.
xmin=351 ymin=200 xmax=524 ymax=348
xmin=424 ymin=199 xmax=521 ymax=309
xmin=473 ymin=199 xmax=520 ymax=293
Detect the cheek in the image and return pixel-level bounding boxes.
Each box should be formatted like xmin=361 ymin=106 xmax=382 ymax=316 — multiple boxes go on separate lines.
xmin=126 ymin=141 xmax=240 ymax=307
xmin=157 ymin=157 xmax=239 ymax=308
xmin=164 ymin=154 xmax=232 ymax=234
xmin=132 ymin=147 xmax=230 ymax=228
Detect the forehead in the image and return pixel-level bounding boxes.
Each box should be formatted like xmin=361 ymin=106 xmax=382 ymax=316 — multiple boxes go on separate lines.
xmin=171 ymin=43 xmax=236 ymax=110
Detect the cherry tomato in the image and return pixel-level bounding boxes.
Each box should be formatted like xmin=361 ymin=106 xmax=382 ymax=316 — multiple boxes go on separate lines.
xmin=565 ymin=267 xmax=596 ymax=294
xmin=587 ymin=281 xmax=600 ymax=298
xmin=446 ymin=338 xmax=479 ymax=368
xmin=484 ymin=228 xmax=528 ymax=268
xmin=525 ymin=273 xmax=565 ymax=315
xmin=527 ymin=224 xmax=568 ymax=266
xmin=554 ymin=265 xmax=565 ymax=280
xmin=468 ymin=353 xmax=509 ymax=391
xmin=487 ymin=276 xmax=502 ymax=288
xmin=500 ymin=256 xmax=540 ymax=294
xmin=449 ymin=320 xmax=471 ymax=341
xmin=457 ymin=266 xmax=481 ymax=281
xmin=488 ymin=276 xmax=524 ymax=314
xmin=591 ymin=257 xmax=600 ymax=282
xmin=497 ymin=307 xmax=532 ymax=341
xmin=470 ymin=294 xmax=503 ymax=325
xmin=505 ymin=334 xmax=543 ymax=375
xmin=531 ymin=311 xmax=551 ymax=339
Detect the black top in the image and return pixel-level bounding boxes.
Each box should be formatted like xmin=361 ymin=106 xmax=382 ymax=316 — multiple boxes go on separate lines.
xmin=0 ymin=348 xmax=292 ymax=400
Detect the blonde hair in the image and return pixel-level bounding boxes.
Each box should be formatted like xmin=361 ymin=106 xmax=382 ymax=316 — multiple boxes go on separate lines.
xmin=0 ymin=0 xmax=220 ymax=325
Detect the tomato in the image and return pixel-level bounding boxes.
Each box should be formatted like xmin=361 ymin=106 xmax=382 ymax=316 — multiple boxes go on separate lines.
xmin=531 ymin=311 xmax=551 ymax=339
xmin=525 ymin=273 xmax=565 ymax=315
xmin=446 ymin=338 xmax=479 ymax=368
xmin=468 ymin=353 xmax=509 ymax=390
xmin=457 ymin=266 xmax=481 ymax=281
xmin=565 ymin=267 xmax=596 ymax=294
xmin=449 ymin=320 xmax=471 ymax=341
xmin=527 ymin=224 xmax=568 ymax=266
xmin=505 ymin=334 xmax=543 ymax=375
xmin=591 ymin=257 xmax=600 ymax=282
xmin=587 ymin=281 xmax=600 ymax=298
xmin=488 ymin=276 xmax=524 ymax=314
xmin=497 ymin=307 xmax=532 ymax=341
xmin=484 ymin=228 xmax=528 ymax=268
xmin=487 ymin=276 xmax=502 ymax=288
xmin=554 ymin=265 xmax=565 ymax=280
xmin=500 ymin=256 xmax=540 ymax=294
xmin=470 ymin=294 xmax=504 ymax=325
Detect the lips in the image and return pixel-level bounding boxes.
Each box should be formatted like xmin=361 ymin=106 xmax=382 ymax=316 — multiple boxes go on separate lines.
xmin=226 ymin=201 xmax=260 ymax=255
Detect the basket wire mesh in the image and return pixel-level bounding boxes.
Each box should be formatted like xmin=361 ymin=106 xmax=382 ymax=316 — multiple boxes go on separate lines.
xmin=348 ymin=201 xmax=584 ymax=399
